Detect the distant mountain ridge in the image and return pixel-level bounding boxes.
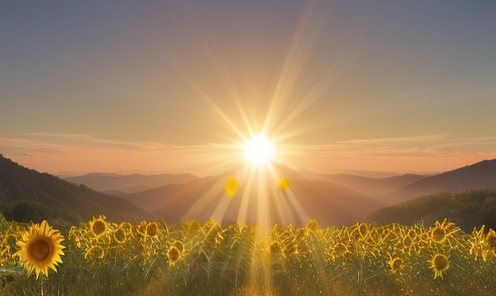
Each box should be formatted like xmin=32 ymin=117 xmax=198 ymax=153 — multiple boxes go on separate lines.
xmin=118 ymin=166 xmax=385 ymax=227
xmin=64 ymin=172 xmax=198 ymax=193
xmin=384 ymin=159 xmax=496 ymax=204
xmin=5 ymin=151 xmax=496 ymax=227
xmin=0 ymin=154 xmax=154 ymax=223
xmin=269 ymin=163 xmax=429 ymax=198
xmin=320 ymin=173 xmax=428 ymax=197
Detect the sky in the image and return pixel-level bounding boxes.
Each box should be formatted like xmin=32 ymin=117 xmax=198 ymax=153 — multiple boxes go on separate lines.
xmin=1 ymin=0 xmax=496 ymax=177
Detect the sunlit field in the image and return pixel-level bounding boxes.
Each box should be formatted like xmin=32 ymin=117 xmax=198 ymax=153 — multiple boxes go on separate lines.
xmin=1 ymin=215 xmax=495 ymax=296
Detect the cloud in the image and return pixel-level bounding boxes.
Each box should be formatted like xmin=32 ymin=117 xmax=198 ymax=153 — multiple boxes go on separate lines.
xmin=10 ymin=108 xmax=55 ymax=117
xmin=0 ymin=133 xmax=243 ymax=177
xmin=277 ymin=134 xmax=496 ymax=174
xmin=333 ymin=134 xmax=449 ymax=145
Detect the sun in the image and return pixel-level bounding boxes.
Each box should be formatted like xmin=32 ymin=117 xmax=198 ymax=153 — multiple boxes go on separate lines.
xmin=242 ymin=134 xmax=275 ymax=167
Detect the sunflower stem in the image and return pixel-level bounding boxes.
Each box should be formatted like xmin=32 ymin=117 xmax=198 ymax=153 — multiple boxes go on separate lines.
xmin=40 ymin=276 xmax=44 ymax=296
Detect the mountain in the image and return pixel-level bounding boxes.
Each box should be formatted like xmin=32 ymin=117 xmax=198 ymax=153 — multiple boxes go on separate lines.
xmin=369 ymin=189 xmax=496 ymax=232
xmin=0 ymin=154 xmax=154 ymax=223
xmin=119 ymin=165 xmax=385 ymax=227
xmin=321 ymin=173 xmax=428 ymax=197
xmin=270 ymin=163 xmax=428 ymax=197
xmin=384 ymin=159 xmax=496 ymax=205
xmin=0 ymin=200 xmax=83 ymax=233
xmin=64 ymin=172 xmax=198 ymax=193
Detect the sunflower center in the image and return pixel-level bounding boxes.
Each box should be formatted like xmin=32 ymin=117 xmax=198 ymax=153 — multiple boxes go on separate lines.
xmin=434 ymin=255 xmax=448 ymax=271
xmin=359 ymin=224 xmax=368 ymax=236
xmin=403 ymin=237 xmax=413 ymax=247
xmin=168 ymin=247 xmax=181 ymax=262
xmin=114 ymin=229 xmax=126 ymax=243
xmin=92 ymin=221 xmax=106 ymax=235
xmin=334 ymin=243 xmax=347 ymax=256
xmin=29 ymin=239 xmax=51 ymax=261
xmin=392 ymin=258 xmax=403 ymax=271
xmin=146 ymin=223 xmax=158 ymax=236
xmin=432 ymin=228 xmax=446 ymax=242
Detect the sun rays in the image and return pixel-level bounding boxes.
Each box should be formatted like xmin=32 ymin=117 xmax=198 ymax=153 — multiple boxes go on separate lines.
xmin=169 ymin=1 xmax=333 ymax=228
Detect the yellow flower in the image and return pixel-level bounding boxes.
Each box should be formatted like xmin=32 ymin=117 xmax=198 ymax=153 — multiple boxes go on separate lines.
xmin=333 ymin=243 xmax=350 ymax=257
xmin=429 ymin=254 xmax=449 ymax=279
xmin=14 ymin=220 xmax=65 ymax=279
xmin=89 ymin=216 xmax=107 ymax=236
xmin=469 ymin=226 xmax=488 ymax=261
xmin=407 ymin=229 xmax=417 ymax=240
xmin=168 ymin=246 xmax=182 ymax=264
xmin=358 ymin=223 xmax=369 ymax=236
xmin=85 ymin=245 xmax=104 ymax=260
xmin=388 ymin=257 xmax=404 ymax=274
xmin=173 ymin=241 xmax=184 ymax=253
xmin=146 ymin=222 xmax=159 ymax=237
xmin=113 ymin=227 xmax=127 ymax=244
xmin=485 ymin=229 xmax=496 ymax=249
xmin=186 ymin=220 xmax=201 ymax=235
xmin=268 ymin=241 xmax=285 ymax=259
xmin=305 ymin=219 xmax=319 ymax=231
xmin=430 ymin=219 xmax=459 ymax=244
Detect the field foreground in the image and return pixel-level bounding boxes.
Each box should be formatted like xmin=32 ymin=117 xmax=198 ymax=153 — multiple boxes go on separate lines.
xmin=1 ymin=215 xmax=495 ymax=296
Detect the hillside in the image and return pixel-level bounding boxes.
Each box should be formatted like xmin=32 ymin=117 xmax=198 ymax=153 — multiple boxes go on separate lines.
xmin=0 ymin=154 xmax=154 ymax=223
xmin=384 ymin=159 xmax=496 ymax=205
xmin=0 ymin=200 xmax=83 ymax=232
xmin=369 ymin=189 xmax=496 ymax=232
xmin=322 ymin=173 xmax=427 ymax=197
xmin=120 ymin=166 xmax=384 ymax=227
xmin=64 ymin=172 xmax=198 ymax=193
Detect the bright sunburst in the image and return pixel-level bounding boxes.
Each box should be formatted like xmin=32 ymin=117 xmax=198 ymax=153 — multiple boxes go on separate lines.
xmin=242 ymin=134 xmax=275 ymax=167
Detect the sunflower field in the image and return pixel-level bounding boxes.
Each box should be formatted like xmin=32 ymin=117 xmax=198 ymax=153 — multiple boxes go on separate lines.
xmin=1 ymin=214 xmax=496 ymax=296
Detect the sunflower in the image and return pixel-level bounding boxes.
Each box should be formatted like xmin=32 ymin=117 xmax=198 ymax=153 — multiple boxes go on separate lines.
xmin=429 ymin=254 xmax=449 ymax=279
xmin=333 ymin=243 xmax=350 ymax=257
xmin=305 ymin=219 xmax=319 ymax=231
xmin=388 ymin=257 xmax=404 ymax=274
xmin=168 ymin=246 xmax=182 ymax=264
xmin=358 ymin=223 xmax=369 ymax=237
xmin=468 ymin=226 xmax=489 ymax=262
xmin=146 ymin=222 xmax=159 ymax=237
xmin=403 ymin=235 xmax=413 ymax=247
xmin=268 ymin=241 xmax=285 ymax=259
xmin=186 ymin=220 xmax=201 ymax=235
xmin=407 ymin=229 xmax=417 ymax=240
xmin=430 ymin=219 xmax=459 ymax=244
xmin=485 ymin=229 xmax=496 ymax=249
xmin=173 ymin=241 xmax=184 ymax=253
xmin=113 ymin=227 xmax=127 ymax=244
xmin=15 ymin=220 xmax=65 ymax=279
xmin=85 ymin=245 xmax=105 ymax=260
xmin=89 ymin=215 xmax=107 ymax=236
